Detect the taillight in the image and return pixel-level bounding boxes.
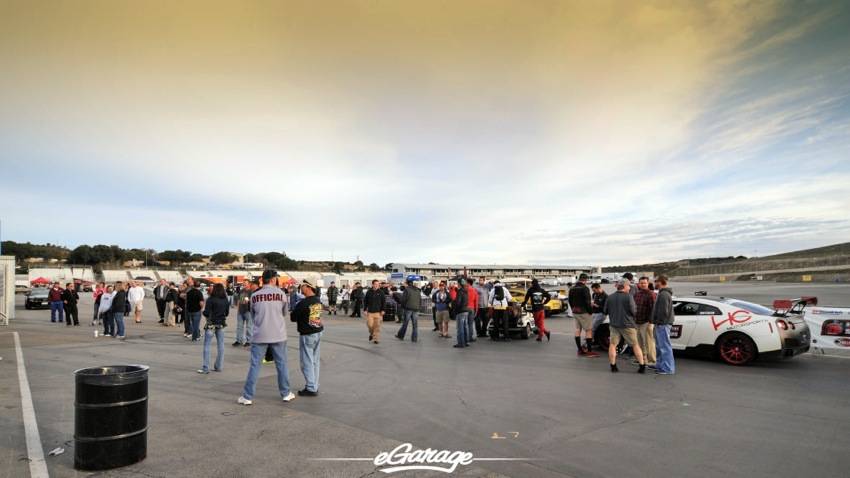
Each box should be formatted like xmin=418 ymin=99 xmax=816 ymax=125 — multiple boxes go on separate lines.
xmin=776 ymin=319 xmax=788 ymax=331
xmin=823 ymin=322 xmax=844 ymax=336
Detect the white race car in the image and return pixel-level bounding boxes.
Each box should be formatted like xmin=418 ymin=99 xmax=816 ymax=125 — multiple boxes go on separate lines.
xmin=777 ymin=297 xmax=850 ymax=357
xmin=670 ymin=296 xmax=810 ymax=365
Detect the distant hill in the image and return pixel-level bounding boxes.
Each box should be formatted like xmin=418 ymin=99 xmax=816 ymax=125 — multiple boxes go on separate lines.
xmin=602 ymin=242 xmax=850 ymax=277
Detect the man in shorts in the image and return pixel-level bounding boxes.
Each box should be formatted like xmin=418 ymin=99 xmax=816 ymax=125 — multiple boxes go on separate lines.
xmin=431 ymin=281 xmax=452 ymax=338
xmin=127 ymin=281 xmax=146 ymax=323
xmin=603 ymin=279 xmax=646 ymax=374
xmin=568 ymin=273 xmax=599 ymax=357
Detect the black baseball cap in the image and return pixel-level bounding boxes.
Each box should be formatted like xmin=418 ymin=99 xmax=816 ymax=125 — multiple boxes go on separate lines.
xmin=579 ymin=273 xmax=589 ymax=280
xmin=261 ymin=270 xmax=279 ymax=282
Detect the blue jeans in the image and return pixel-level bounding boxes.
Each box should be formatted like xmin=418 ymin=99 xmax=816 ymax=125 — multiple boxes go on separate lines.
xmin=299 ymin=332 xmax=322 ymax=392
xmin=397 ymin=309 xmax=418 ymax=341
xmin=654 ymin=324 xmax=675 ymax=374
xmin=103 ymin=312 xmax=114 ymax=335
xmin=242 ymin=342 xmax=291 ymax=400
xmin=50 ymin=301 xmax=64 ymax=322
xmin=455 ymin=312 xmax=469 ymax=346
xmin=188 ymin=312 xmax=202 ymax=340
xmin=467 ymin=309 xmax=476 ymax=341
xmin=113 ymin=312 xmax=125 ymax=337
xmin=236 ymin=311 xmax=253 ymax=344
xmin=202 ymin=328 xmax=225 ymax=372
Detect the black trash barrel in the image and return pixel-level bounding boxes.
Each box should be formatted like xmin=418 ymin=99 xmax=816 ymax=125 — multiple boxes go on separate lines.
xmin=74 ymin=365 xmax=149 ymax=471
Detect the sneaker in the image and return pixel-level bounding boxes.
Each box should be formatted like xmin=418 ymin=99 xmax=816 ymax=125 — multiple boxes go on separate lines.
xmin=118 ymin=336 xmax=126 ymax=340
xmin=232 ymin=341 xmax=241 ymax=347
xmin=297 ymin=389 xmax=318 ymax=397
xmin=368 ymin=334 xmax=373 ymax=341
xmin=243 ymin=342 xmax=250 ymax=348
xmin=638 ymin=364 xmax=646 ymax=374
xmin=197 ymin=369 xmax=209 ymax=374
xmin=395 ymin=335 xmax=403 ymax=340
xmin=373 ymin=340 xmax=379 ymax=344
xmin=262 ymin=358 xmax=272 ymax=364
xmin=237 ymin=396 xmax=253 ymax=406
xmin=453 ymin=344 xmax=464 ymax=348
xmin=545 ymin=331 xmax=551 ymax=341
xmin=282 ymin=392 xmax=296 ymax=402
xmin=610 ymin=364 xmax=619 ymax=373
xmin=655 ymin=370 xmax=674 ymax=375
xmin=577 ymin=349 xmax=586 ymax=356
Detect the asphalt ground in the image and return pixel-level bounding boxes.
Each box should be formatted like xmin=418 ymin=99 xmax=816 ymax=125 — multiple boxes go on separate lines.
xmin=2 ymin=282 xmax=850 ymax=478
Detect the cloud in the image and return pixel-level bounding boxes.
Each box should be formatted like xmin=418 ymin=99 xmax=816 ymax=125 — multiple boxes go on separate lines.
xmin=1 ymin=1 xmax=849 ymax=266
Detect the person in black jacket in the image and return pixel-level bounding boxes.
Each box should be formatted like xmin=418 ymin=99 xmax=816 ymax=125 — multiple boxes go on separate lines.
xmin=349 ymin=283 xmax=364 ymax=318
xmin=591 ymin=283 xmax=608 ymax=348
xmin=521 ymin=279 xmax=551 ymax=342
xmin=109 ymin=282 xmax=128 ymax=339
xmin=363 ymin=280 xmax=386 ymax=343
xmin=291 ymin=279 xmax=324 ymax=396
xmin=153 ymin=279 xmax=170 ymax=324
xmin=62 ymin=283 xmax=80 ymax=326
xmin=451 ymin=279 xmax=470 ymax=348
xmin=569 ymin=274 xmax=598 ymax=356
xmin=199 ymin=284 xmax=229 ymax=374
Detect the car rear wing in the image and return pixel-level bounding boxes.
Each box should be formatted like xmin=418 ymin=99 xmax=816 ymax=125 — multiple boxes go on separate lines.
xmin=773 ymin=297 xmax=818 ymax=316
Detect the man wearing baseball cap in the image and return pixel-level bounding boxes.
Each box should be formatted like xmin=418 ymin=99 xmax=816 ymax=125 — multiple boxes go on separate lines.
xmin=291 ymin=279 xmax=324 ymax=396
xmin=237 ymin=270 xmax=295 ymax=405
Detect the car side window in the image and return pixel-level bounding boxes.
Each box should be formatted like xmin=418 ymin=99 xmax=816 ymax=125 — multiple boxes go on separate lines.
xmin=673 ymin=301 xmax=700 ymax=316
xmin=698 ymin=304 xmax=722 ymax=315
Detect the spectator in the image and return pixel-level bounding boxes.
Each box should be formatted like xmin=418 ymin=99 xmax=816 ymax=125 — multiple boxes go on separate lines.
xmin=390 ymin=286 xmax=403 ymax=323
xmin=652 ymin=275 xmax=676 ymax=375
xmin=291 ymin=279 xmax=324 ymax=396
xmin=198 ymin=283 xmax=229 ymax=374
xmin=233 ymin=279 xmax=254 ymax=347
xmin=521 ymin=279 xmax=552 ymax=342
xmin=128 ymin=281 xmax=146 ymax=324
xmin=92 ymin=282 xmax=105 ymax=326
xmin=185 ymin=278 xmax=205 ymax=341
xmin=154 ymin=279 xmax=170 ymax=324
xmin=48 ymin=282 xmax=64 ymax=323
xmin=363 ymin=280 xmax=386 ymax=344
xmin=489 ymin=280 xmax=513 ymax=341
xmin=569 ymin=274 xmax=599 ymax=356
xmin=634 ymin=277 xmax=658 ymax=367
xmin=176 ymin=283 xmax=188 ymax=332
xmin=98 ymin=285 xmax=115 ymax=336
xmin=590 ymin=283 xmax=608 ymax=343
xmin=326 ymin=281 xmax=339 ymax=315
xmin=237 ymin=270 xmax=295 ymax=405
xmin=110 ymin=282 xmax=128 ymax=340
xmin=339 ymin=284 xmax=351 ymax=315
xmin=604 ymin=279 xmax=646 ymax=373
xmin=622 ymin=273 xmax=636 ymax=297
xmin=62 ymin=282 xmax=80 ymax=326
xmin=164 ymin=282 xmax=177 ymax=327
xmin=452 ymin=278 xmax=470 ymax=348
xmin=396 ymin=279 xmax=422 ymax=342
xmin=474 ymin=277 xmax=490 ymax=338
xmin=432 ymin=281 xmax=452 ymax=338
xmin=465 ymin=280 xmax=479 ymax=343
xmin=349 ymin=282 xmax=364 ymax=318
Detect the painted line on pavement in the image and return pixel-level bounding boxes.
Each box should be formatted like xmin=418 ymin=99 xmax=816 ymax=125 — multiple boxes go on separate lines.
xmin=13 ymin=331 xmax=50 ymax=478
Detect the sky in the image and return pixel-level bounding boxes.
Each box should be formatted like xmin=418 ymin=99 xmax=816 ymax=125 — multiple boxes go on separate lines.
xmin=1 ymin=0 xmax=849 ymax=266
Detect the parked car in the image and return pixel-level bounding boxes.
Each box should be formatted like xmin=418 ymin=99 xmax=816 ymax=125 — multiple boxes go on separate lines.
xmin=670 ymin=296 xmax=810 ymax=365
xmin=25 ymin=287 xmax=50 ymax=309
xmin=779 ymin=297 xmax=850 ymax=357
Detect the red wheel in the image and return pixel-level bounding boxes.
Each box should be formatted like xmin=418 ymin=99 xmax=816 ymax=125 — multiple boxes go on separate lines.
xmin=717 ymin=333 xmax=757 ymax=365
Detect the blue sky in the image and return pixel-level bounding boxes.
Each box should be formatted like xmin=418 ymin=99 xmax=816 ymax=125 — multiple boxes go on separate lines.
xmin=1 ymin=1 xmax=848 ymax=266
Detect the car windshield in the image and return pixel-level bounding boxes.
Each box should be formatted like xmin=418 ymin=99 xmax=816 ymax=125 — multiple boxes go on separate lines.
xmin=722 ymin=299 xmax=774 ymax=316
xmin=30 ymin=289 xmax=49 ymax=297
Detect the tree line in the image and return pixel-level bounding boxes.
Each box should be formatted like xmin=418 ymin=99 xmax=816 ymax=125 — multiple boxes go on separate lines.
xmin=1 ymin=240 xmax=385 ymax=272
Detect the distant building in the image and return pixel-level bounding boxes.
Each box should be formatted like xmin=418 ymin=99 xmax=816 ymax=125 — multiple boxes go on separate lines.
xmin=388 ymin=263 xmax=594 ymax=280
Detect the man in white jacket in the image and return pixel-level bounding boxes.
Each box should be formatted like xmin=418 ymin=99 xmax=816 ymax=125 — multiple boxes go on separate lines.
xmin=127 ymin=281 xmax=146 ymax=324
xmin=488 ymin=280 xmax=513 ymax=340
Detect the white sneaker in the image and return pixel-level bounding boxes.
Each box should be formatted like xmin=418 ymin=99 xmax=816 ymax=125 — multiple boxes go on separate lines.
xmin=237 ymin=396 xmax=253 ymax=405
xmin=118 ymin=336 xmax=126 ymax=341
xmin=282 ymin=392 xmax=296 ymax=403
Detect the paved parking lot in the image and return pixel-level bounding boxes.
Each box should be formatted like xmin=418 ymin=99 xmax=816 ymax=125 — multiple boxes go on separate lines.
xmin=2 ymin=286 xmax=849 ymax=478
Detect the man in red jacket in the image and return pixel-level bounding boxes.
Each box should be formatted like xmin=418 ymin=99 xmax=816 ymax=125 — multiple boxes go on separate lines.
xmin=465 ymin=281 xmax=479 ymax=343
xmin=48 ymin=282 xmax=64 ymax=323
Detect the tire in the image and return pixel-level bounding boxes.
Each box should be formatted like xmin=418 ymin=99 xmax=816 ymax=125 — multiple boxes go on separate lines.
xmin=594 ymin=323 xmax=610 ymax=351
xmin=520 ymin=324 xmax=530 ymax=340
xmin=716 ymin=332 xmax=758 ymax=366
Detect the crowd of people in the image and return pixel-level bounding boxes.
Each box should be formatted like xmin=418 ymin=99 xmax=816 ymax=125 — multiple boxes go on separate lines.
xmin=41 ymin=269 xmax=676 ymax=406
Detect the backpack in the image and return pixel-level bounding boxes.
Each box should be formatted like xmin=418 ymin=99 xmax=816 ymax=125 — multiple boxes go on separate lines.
xmin=494 ymin=285 xmax=505 ymax=301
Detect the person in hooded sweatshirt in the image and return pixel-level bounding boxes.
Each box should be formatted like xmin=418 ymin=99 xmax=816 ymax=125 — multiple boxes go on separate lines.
xmin=521 ymin=279 xmax=552 ymax=342
xmin=651 ymin=275 xmax=676 ymax=375
xmin=98 ymin=285 xmax=115 ymax=336
xmin=198 ymin=283 xmax=229 ymax=374
xmin=110 ymin=282 xmax=128 ymax=340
